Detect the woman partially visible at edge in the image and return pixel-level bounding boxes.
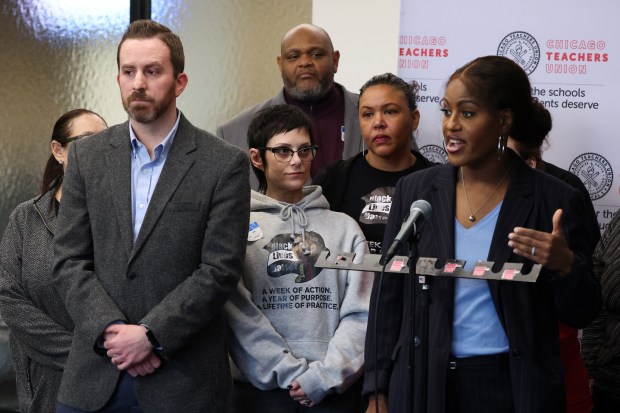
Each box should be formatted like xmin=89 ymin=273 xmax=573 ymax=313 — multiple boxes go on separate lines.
xmin=313 ymin=73 xmax=434 ymax=255
xmin=0 ymin=109 xmax=107 ymax=413
xmin=582 ymin=207 xmax=620 ymax=412
xmin=363 ymin=56 xmax=601 ymax=413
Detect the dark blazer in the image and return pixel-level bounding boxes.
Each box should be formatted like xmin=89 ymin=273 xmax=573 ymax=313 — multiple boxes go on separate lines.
xmin=363 ymin=151 xmax=601 ymax=413
xmin=53 ymin=114 xmax=250 ymax=412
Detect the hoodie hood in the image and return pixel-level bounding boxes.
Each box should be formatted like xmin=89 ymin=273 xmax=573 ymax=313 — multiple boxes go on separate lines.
xmin=250 ymin=185 xmax=330 ymax=212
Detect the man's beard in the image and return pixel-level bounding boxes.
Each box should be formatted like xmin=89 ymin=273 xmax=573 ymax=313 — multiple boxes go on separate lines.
xmin=122 ymin=83 xmax=176 ymax=123
xmin=284 ymin=75 xmax=333 ymax=102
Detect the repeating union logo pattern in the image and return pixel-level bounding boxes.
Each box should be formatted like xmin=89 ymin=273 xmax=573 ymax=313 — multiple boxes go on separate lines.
xmin=569 ymin=153 xmax=613 ymax=201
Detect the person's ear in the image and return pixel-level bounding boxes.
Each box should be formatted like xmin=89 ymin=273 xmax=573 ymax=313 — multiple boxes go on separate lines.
xmin=249 ymin=148 xmax=265 ymax=171
xmin=50 ymin=140 xmax=64 ymax=162
xmin=410 ymin=109 xmax=421 ymax=132
xmin=175 ymin=72 xmax=189 ymax=97
xmin=499 ymin=109 xmax=513 ymax=136
xmin=332 ymin=50 xmax=340 ymax=73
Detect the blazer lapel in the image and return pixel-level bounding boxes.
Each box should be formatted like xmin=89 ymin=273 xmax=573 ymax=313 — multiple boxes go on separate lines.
xmin=129 ymin=116 xmax=197 ymax=262
xmin=420 ymin=166 xmax=458 ymax=302
xmin=422 ymin=166 xmax=457 ymax=263
xmin=107 ymin=124 xmax=134 ymax=258
xmin=487 ymin=156 xmax=535 ymax=328
xmin=488 ymin=156 xmax=534 ymax=266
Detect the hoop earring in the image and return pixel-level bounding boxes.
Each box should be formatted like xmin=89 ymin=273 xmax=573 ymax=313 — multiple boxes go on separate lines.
xmin=497 ymin=135 xmax=506 ymax=161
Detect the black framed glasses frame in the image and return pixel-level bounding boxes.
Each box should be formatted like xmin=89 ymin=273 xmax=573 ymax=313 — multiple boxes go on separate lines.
xmin=261 ymin=145 xmax=319 ymax=163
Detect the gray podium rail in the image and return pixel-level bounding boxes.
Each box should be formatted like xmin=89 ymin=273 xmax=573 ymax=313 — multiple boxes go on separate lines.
xmin=315 ymin=251 xmax=541 ymax=282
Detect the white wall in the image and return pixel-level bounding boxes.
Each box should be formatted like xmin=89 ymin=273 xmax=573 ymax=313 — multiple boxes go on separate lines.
xmin=313 ymin=0 xmax=400 ymax=93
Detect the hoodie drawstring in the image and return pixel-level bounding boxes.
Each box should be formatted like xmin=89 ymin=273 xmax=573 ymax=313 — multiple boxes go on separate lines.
xmin=279 ymin=204 xmax=310 ymax=255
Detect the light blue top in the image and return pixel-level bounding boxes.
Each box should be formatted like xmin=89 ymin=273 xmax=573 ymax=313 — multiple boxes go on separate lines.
xmin=130 ymin=111 xmax=181 ymax=241
xmin=451 ymin=202 xmax=509 ymax=358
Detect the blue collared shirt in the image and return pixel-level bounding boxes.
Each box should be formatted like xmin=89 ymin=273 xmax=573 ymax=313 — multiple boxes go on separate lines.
xmin=130 ymin=111 xmax=181 ymax=241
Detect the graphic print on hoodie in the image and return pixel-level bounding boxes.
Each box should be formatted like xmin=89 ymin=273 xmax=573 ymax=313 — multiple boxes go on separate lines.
xmin=264 ymin=231 xmax=329 ymax=283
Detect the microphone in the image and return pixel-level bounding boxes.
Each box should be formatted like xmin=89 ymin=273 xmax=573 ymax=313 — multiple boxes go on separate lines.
xmin=381 ymin=200 xmax=432 ymax=264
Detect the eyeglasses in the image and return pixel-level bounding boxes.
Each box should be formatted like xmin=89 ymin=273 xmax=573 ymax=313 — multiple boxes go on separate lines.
xmin=64 ymin=133 xmax=92 ymax=144
xmin=261 ymin=145 xmax=319 ymax=163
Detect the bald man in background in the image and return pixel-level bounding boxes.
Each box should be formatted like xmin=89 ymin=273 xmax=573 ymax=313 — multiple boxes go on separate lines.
xmin=217 ymin=24 xmax=363 ymax=188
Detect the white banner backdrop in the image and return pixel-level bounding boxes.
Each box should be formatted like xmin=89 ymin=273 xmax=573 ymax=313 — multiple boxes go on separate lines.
xmin=398 ymin=0 xmax=619 ymax=233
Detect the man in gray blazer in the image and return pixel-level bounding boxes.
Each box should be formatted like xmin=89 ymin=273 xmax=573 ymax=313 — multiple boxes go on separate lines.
xmin=217 ymin=24 xmax=363 ymax=189
xmin=53 ymin=20 xmax=250 ymax=413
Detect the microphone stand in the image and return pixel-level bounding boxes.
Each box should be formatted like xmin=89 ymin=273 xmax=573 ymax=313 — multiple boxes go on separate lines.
xmin=407 ymin=233 xmax=428 ymax=413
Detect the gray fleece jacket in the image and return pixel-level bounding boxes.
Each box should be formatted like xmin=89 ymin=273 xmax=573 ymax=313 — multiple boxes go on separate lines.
xmin=225 ymin=186 xmax=372 ymax=403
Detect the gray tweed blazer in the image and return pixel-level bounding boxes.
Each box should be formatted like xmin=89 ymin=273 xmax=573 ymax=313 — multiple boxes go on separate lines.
xmin=0 ymin=189 xmax=73 ymax=413
xmin=53 ymin=114 xmax=250 ymax=412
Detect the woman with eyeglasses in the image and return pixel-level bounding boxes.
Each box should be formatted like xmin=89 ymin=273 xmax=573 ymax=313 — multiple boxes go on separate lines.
xmin=224 ymin=104 xmax=372 ymax=412
xmin=0 ymin=109 xmax=107 ymax=413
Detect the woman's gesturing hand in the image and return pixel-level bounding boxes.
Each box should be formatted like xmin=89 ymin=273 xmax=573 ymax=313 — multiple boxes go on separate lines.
xmin=508 ymin=209 xmax=575 ymax=276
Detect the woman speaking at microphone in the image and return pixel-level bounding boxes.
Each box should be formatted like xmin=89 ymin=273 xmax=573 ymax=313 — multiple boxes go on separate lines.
xmin=362 ymin=56 xmax=601 ymax=413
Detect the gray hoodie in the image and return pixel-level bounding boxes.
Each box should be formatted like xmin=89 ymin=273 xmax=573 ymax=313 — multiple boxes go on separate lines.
xmin=225 ymin=186 xmax=372 ymax=403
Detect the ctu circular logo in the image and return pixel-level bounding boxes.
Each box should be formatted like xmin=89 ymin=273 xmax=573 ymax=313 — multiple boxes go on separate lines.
xmin=569 ymin=153 xmax=613 ymax=201
xmin=497 ymin=31 xmax=541 ymax=75
xmin=420 ymin=144 xmax=448 ymax=164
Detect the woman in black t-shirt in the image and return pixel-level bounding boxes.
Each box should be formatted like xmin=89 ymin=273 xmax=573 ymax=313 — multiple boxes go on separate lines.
xmin=313 ymin=73 xmax=435 ymax=254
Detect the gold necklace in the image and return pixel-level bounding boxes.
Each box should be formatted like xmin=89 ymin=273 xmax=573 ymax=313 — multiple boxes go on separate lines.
xmin=461 ymin=165 xmax=511 ymax=222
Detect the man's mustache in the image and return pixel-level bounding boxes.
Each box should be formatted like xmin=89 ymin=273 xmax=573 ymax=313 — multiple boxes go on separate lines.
xmin=128 ymin=91 xmax=153 ymax=103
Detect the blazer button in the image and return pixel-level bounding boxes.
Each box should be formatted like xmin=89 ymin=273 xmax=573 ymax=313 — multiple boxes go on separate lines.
xmin=127 ymin=272 xmax=137 ymax=280
xmin=512 ymin=349 xmax=522 ymax=358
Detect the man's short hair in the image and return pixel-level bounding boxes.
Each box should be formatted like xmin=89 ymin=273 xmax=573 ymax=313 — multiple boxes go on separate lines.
xmin=117 ymin=19 xmax=184 ymax=77
xmin=247 ymin=105 xmax=315 ymax=193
